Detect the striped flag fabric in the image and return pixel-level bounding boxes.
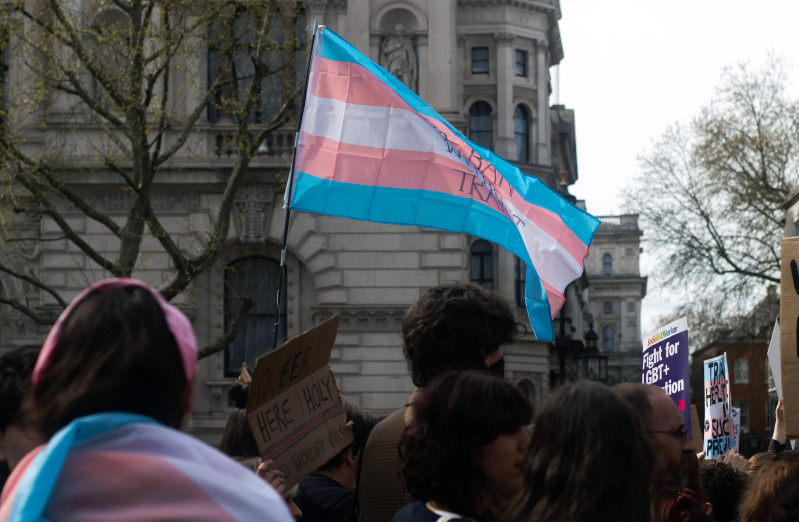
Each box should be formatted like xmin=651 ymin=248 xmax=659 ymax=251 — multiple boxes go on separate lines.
xmin=286 ymin=26 xmax=600 ymax=341
xmin=0 ymin=413 xmax=294 ymax=522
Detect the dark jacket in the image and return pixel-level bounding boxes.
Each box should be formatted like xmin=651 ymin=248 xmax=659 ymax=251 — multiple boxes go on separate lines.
xmin=294 ymin=473 xmax=355 ymax=522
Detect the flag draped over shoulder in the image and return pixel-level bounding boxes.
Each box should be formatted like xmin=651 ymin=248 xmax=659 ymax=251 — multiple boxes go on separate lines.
xmin=286 ymin=26 xmax=600 ymax=341
xmin=0 ymin=413 xmax=293 ymax=522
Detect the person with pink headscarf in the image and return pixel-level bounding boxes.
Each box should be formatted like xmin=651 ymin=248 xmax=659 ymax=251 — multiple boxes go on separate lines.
xmin=0 ymin=279 xmax=294 ymax=522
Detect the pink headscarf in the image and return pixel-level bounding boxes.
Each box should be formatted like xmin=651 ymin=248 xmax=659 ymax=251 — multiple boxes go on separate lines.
xmin=33 ymin=278 xmax=198 ymax=385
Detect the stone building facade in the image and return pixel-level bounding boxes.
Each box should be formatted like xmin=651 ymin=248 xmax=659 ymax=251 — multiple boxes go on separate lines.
xmin=0 ymin=0 xmax=642 ymax=444
xmin=584 ymin=214 xmax=648 ymax=385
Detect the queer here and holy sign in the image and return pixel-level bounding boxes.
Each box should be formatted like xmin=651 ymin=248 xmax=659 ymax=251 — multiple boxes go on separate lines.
xmin=703 ymin=354 xmax=733 ymax=457
xmin=641 ymin=317 xmax=691 ymax=439
xmin=246 ymin=314 xmax=353 ymax=489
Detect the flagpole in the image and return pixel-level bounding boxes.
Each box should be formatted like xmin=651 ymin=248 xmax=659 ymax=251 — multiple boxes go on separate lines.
xmin=272 ymin=20 xmax=318 ymax=351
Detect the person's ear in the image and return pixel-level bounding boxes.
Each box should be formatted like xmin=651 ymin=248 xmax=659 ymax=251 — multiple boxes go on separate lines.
xmin=346 ymin=447 xmax=357 ymax=469
xmin=703 ymin=502 xmax=713 ymax=516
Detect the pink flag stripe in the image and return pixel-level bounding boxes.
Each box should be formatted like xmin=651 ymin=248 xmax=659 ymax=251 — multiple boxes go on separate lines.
xmin=542 ymin=281 xmax=565 ymax=318
xmin=298 ymin=132 xmax=590 ymax=268
xmin=261 ymin=402 xmax=345 ymax=459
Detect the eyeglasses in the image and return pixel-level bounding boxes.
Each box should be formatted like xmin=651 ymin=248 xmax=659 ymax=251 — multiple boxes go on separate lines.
xmin=646 ymin=425 xmax=688 ymax=444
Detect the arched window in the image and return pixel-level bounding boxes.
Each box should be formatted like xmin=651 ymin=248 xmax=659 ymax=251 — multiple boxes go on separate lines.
xmin=602 ymin=253 xmax=612 ymax=275
xmin=602 ymin=326 xmax=614 ymax=353
xmin=515 ymin=256 xmax=526 ymax=307
xmin=469 ymin=102 xmax=493 ymax=150
xmin=224 ymin=257 xmax=286 ymax=376
xmin=514 ymin=105 xmax=529 ymax=163
xmin=470 ymin=240 xmax=493 ymax=290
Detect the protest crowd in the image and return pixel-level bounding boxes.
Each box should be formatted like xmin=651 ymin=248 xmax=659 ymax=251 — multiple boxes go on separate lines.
xmin=0 ymin=278 xmax=795 ymax=522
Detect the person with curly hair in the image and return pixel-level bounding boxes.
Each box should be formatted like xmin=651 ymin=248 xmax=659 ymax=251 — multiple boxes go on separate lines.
xmin=358 ymin=283 xmax=522 ymax=522
xmin=394 ymin=371 xmax=532 ymax=522
xmin=510 ymin=380 xmax=653 ymax=522
xmin=699 ymin=462 xmax=747 ymax=522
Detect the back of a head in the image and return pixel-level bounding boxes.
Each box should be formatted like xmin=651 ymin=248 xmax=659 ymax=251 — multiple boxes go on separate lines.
xmin=613 ymin=382 xmax=660 ymax=429
xmin=402 ymin=283 xmax=519 ymax=387
xmin=659 ymin=489 xmax=703 ymax=522
xmin=740 ymin=459 xmax=799 ymax=522
xmin=319 ymin=401 xmax=376 ymax=471
xmin=511 ymin=380 xmax=654 ymax=522
xmin=34 ymin=286 xmax=188 ymax=438
xmin=700 ymin=463 xmax=746 ymax=522
xmin=747 ymin=451 xmax=776 ymax=477
xmin=400 ymin=371 xmax=532 ymax=515
xmin=219 ymin=381 xmax=259 ymax=458
xmin=0 ymin=346 xmax=40 ymax=431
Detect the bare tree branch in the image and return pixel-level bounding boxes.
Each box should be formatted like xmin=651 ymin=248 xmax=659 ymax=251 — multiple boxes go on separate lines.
xmin=197 ymin=298 xmax=253 ymax=359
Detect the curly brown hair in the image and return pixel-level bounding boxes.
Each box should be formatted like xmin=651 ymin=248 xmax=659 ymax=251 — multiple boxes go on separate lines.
xmin=402 ymin=283 xmax=521 ymax=387
xmin=399 ymin=371 xmax=532 ymax=517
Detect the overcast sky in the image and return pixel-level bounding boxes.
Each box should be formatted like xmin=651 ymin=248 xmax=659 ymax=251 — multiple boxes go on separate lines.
xmin=557 ymin=0 xmax=799 ymax=336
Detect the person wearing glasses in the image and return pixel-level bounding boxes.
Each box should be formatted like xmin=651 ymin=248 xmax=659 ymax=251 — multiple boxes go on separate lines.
xmin=615 ymin=383 xmax=697 ymax=504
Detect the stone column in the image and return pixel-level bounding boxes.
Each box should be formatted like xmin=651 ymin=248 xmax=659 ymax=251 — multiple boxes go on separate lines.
xmin=427 ymin=0 xmax=455 ymax=112
xmin=494 ymin=31 xmax=516 ymax=159
xmin=334 ymin=0 xmax=348 ymax=40
xmin=347 ymin=0 xmax=370 ymax=55
xmin=536 ymin=39 xmax=551 ymax=166
xmin=306 ymin=0 xmax=327 ymax=25
xmin=417 ymin=33 xmax=429 ymax=101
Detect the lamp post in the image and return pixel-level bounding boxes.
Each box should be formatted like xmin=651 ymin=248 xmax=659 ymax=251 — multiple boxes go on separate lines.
xmin=578 ymin=323 xmax=608 ymax=382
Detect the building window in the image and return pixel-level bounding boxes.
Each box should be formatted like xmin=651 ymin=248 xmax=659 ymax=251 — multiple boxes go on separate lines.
xmin=207 ymin=8 xmax=297 ymax=124
xmin=603 ymin=301 xmax=612 ymax=314
xmin=735 ymin=401 xmax=750 ymax=433
xmin=602 ymin=326 xmax=614 ymax=352
xmin=515 ymin=49 xmax=527 ymax=77
xmin=734 ymin=358 xmax=749 ymax=384
xmin=224 ymin=257 xmax=286 ymax=376
xmin=602 ymin=253 xmax=612 ymax=275
xmin=470 ymin=240 xmax=494 ymax=290
xmin=514 ymin=105 xmax=529 ymax=163
xmin=469 ymin=102 xmax=493 ymax=150
xmin=471 ymin=47 xmax=489 ymax=74
xmin=515 ymin=256 xmax=526 ymax=307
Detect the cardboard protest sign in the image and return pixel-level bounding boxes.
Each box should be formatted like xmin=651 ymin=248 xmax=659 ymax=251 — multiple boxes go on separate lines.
xmin=703 ymin=353 xmax=732 ymax=457
xmin=642 ymin=317 xmax=691 ymax=438
xmin=691 ymin=405 xmax=702 ymax=452
xmin=780 ymin=237 xmax=799 ymax=439
xmin=247 ymin=314 xmax=353 ymax=489
xmin=731 ymin=407 xmax=741 ymax=449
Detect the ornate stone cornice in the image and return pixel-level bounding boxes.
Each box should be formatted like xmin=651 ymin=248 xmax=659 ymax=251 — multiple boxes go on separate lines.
xmin=312 ymin=307 xmax=406 ymax=331
xmin=51 ymin=189 xmax=200 ymax=213
xmin=493 ymin=31 xmax=516 ymax=44
xmin=458 ymin=0 xmax=560 ymax=17
xmin=232 ymin=184 xmax=275 ymax=243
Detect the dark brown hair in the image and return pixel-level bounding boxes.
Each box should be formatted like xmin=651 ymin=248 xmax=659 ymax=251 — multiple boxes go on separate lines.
xmin=34 ymin=286 xmax=188 ymax=438
xmin=0 ymin=346 xmax=40 ymax=431
xmin=739 ymin=459 xmax=799 ymax=522
xmin=700 ymin=462 xmax=747 ymax=522
xmin=399 ymin=371 xmax=532 ymax=516
xmin=319 ymin=401 xmax=376 ymax=470
xmin=510 ymin=380 xmax=654 ymax=522
xmin=402 ymin=283 xmax=521 ymax=387
xmin=219 ymin=381 xmax=259 ymax=458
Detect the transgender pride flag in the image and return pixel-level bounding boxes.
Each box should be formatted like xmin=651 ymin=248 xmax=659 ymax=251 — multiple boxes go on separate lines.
xmin=286 ymin=26 xmax=600 ymax=341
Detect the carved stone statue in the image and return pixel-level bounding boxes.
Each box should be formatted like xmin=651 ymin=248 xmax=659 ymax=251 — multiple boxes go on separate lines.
xmin=380 ymin=23 xmax=417 ymax=92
